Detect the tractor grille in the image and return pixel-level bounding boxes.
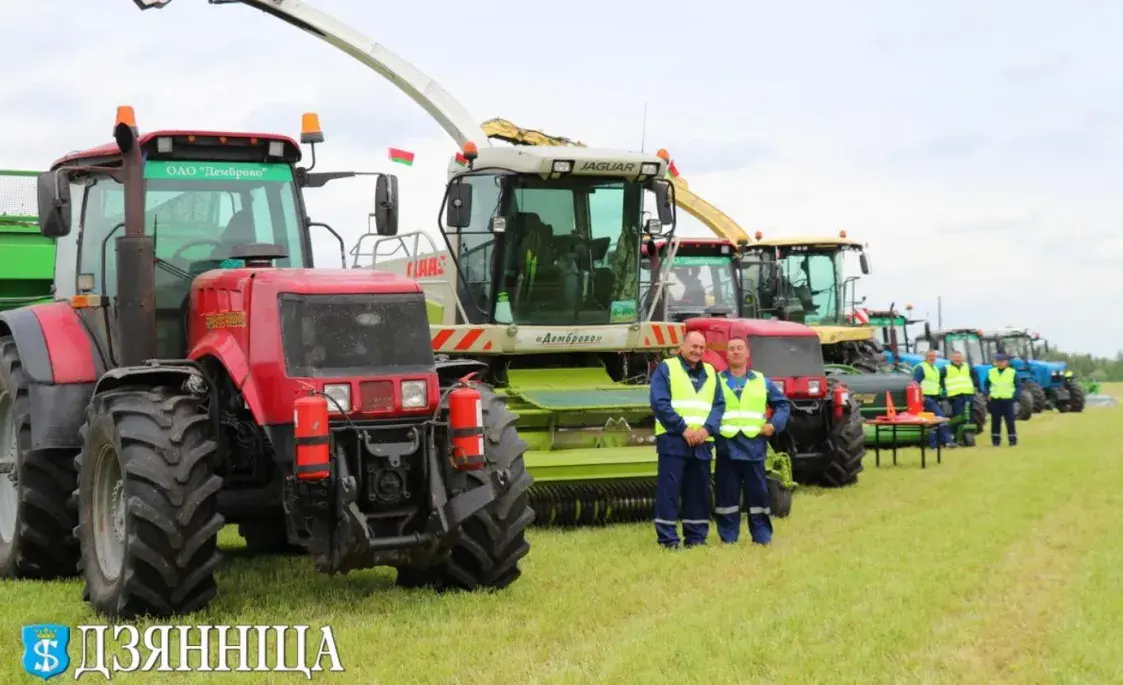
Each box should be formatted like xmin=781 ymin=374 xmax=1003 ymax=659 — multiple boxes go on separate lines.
xmin=278 ymin=292 xmax=434 ymax=377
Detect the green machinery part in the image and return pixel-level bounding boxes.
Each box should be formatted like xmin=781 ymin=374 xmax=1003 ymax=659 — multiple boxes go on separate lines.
xmin=0 ymin=170 xmax=54 ymax=311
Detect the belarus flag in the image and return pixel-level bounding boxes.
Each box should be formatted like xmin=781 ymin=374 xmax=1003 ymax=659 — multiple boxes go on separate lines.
xmin=388 ymin=148 xmax=415 ymax=166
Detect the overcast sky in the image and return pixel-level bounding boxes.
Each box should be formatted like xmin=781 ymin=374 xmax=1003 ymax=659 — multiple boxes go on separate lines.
xmin=2 ymin=0 xmax=1120 ymax=355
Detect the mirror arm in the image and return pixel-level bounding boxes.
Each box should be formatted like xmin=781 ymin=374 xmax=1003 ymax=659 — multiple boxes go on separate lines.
xmin=309 ymin=221 xmax=347 ymax=268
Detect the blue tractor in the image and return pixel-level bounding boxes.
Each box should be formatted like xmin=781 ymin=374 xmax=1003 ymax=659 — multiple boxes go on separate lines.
xmin=983 ymin=329 xmax=1085 ymax=413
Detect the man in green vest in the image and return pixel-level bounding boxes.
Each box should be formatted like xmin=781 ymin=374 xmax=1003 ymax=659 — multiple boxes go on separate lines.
xmin=987 ymin=353 xmax=1021 ymax=446
xmin=714 ymin=337 xmax=790 ymax=545
xmin=649 ymin=330 xmax=726 ymax=549
xmin=944 ymin=350 xmax=978 ymax=437
xmin=911 ymin=349 xmax=956 ymax=449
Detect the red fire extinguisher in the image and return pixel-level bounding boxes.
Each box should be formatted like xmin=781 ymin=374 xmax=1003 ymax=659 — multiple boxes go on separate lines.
xmin=294 ymin=394 xmax=331 ymax=481
xmin=832 ymin=383 xmax=849 ymax=420
xmin=906 ymin=381 xmax=923 ymax=415
xmin=448 ymin=375 xmax=486 ymax=471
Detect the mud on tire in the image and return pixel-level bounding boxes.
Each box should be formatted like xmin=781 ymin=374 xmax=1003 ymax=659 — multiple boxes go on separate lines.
xmin=0 ymin=337 xmax=79 ymax=580
xmin=76 ymin=386 xmax=224 ymax=619
xmin=820 ymin=379 xmax=865 ymax=487
xmin=396 ymin=384 xmax=533 ymax=591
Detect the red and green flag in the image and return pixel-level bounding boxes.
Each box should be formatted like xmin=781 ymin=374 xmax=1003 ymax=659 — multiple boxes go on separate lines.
xmin=454 ymin=152 xmax=468 ymax=167
xmin=388 ymin=147 xmax=415 ymax=166
xmin=666 ymin=160 xmax=680 ymax=179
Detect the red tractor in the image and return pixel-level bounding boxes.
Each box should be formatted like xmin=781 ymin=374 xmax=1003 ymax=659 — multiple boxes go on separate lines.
xmin=0 ymin=108 xmax=533 ymax=618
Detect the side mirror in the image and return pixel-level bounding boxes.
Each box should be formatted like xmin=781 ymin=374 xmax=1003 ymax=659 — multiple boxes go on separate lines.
xmin=923 ymin=322 xmax=932 ymax=340
xmin=37 ymin=170 xmax=71 ymax=238
xmin=859 ymin=252 xmax=870 ymax=275
xmin=444 ymin=180 xmax=473 ymax=229
xmin=652 ymin=179 xmax=674 ymax=226
xmin=374 ymin=174 xmax=399 ymax=237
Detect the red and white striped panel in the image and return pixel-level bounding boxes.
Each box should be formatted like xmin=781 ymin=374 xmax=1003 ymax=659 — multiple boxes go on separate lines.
xmin=430 ymin=326 xmax=498 ymax=353
xmin=642 ymin=322 xmax=685 ymax=348
xmin=850 ymin=308 xmax=870 ymax=325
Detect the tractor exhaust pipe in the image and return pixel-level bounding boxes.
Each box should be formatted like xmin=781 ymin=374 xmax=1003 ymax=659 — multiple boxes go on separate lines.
xmin=113 ymin=117 xmax=158 ymax=366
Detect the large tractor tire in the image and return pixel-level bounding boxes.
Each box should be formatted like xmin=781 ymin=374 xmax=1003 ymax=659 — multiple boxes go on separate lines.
xmin=396 ymin=384 xmax=533 ymax=591
xmin=1025 ymin=381 xmax=1047 ymax=413
xmin=967 ymin=393 xmax=988 ymax=446
xmin=76 ymin=386 xmax=224 ymax=619
xmin=238 ymin=519 xmax=304 ymax=556
xmin=1015 ymin=389 xmax=1034 ymax=421
xmin=819 ymin=380 xmax=865 ymax=487
xmin=0 ymin=337 xmax=80 ymax=580
xmin=767 ymin=478 xmax=793 ymax=518
xmin=1067 ymin=381 xmax=1086 ymax=413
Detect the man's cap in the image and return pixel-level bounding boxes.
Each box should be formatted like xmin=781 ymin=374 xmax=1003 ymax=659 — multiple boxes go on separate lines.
xmin=994 ymin=352 xmax=1009 ymax=361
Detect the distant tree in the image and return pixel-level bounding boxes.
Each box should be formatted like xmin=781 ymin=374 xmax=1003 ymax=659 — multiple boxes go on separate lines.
xmin=1039 ymin=347 xmax=1123 ymax=382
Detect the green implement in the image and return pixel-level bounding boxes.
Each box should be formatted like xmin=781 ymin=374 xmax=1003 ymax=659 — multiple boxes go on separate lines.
xmin=0 ymin=170 xmax=54 ymax=311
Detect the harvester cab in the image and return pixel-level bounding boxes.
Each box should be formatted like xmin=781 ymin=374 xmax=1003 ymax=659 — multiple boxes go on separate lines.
xmin=988 ymin=328 xmax=1084 ymax=413
xmin=739 ymin=232 xmax=883 ymax=373
xmin=351 ymin=140 xmax=689 ymax=526
xmin=0 ymin=107 xmax=536 ymax=619
xmin=0 ymin=170 xmax=55 ymax=311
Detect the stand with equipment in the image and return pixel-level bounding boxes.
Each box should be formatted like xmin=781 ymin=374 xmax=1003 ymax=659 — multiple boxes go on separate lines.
xmin=864 ymin=392 xmax=950 ymax=469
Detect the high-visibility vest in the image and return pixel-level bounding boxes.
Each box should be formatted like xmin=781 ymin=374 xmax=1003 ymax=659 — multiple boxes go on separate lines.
xmin=918 ymin=362 xmax=942 ymax=397
xmin=655 ymin=359 xmax=716 ymax=442
xmin=718 ymin=372 xmax=768 ymax=438
xmin=944 ymin=363 xmax=974 ymax=397
xmin=988 ymin=367 xmax=1016 ymax=399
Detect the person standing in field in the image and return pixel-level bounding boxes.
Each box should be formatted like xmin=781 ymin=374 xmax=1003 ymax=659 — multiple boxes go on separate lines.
xmin=649 ymin=330 xmax=725 ymax=549
xmin=944 ymin=350 xmax=978 ymax=440
xmin=913 ymin=348 xmax=957 ymax=449
xmin=987 ymin=353 xmax=1021 ymax=446
xmin=713 ymin=337 xmax=790 ymax=545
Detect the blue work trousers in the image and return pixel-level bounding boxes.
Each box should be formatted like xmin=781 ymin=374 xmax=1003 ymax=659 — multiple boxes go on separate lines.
xmin=989 ymin=398 xmax=1017 ymax=446
xmin=714 ymin=457 xmax=772 ymax=544
xmin=654 ymin=453 xmax=711 ymax=547
xmin=949 ymin=394 xmax=972 ymax=421
xmin=922 ymin=397 xmax=954 ymax=447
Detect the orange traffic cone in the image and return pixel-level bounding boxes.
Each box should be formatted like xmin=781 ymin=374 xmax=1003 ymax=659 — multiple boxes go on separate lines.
xmin=885 ymin=391 xmax=897 ymax=418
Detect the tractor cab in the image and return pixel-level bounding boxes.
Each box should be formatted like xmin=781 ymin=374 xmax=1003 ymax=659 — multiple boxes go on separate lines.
xmin=639 ymin=237 xmax=743 ymax=321
xmin=986 ymin=328 xmax=1082 ymax=412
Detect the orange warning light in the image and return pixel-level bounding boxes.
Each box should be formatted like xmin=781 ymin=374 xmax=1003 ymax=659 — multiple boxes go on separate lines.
xmin=463 ymin=140 xmax=479 ymax=160
xmin=301 ymin=112 xmax=324 ymax=144
xmin=655 ymin=148 xmax=670 ymax=161
xmin=115 ymin=106 xmax=136 ymax=129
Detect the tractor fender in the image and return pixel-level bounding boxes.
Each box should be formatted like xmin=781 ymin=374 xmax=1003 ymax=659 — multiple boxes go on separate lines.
xmin=189 ymin=331 xmax=267 ymax=424
xmin=91 ymin=364 xmax=202 ymax=398
xmin=0 ymin=304 xmax=105 ymax=451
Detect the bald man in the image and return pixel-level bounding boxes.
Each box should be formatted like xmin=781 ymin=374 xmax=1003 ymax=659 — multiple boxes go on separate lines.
xmin=649 ymin=330 xmax=726 ymax=549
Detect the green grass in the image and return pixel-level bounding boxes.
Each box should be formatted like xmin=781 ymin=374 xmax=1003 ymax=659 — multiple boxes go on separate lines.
xmin=3 ymin=385 xmax=1122 ymax=684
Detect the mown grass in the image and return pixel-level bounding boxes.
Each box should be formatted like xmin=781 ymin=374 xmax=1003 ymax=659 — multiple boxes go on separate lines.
xmin=2 ymin=384 xmax=1121 ymax=684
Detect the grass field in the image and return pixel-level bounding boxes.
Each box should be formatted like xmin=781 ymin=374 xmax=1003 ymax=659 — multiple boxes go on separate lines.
xmin=3 ymin=384 xmax=1121 ymax=684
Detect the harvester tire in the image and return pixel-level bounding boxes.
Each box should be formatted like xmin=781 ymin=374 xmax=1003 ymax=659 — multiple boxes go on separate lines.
xmin=237 ymin=520 xmax=303 ymax=556
xmin=1025 ymin=381 xmax=1046 ymax=413
xmin=397 ymin=384 xmax=533 ymax=592
xmin=0 ymin=337 xmax=80 ymax=580
xmin=969 ymin=393 xmax=987 ymax=445
xmin=76 ymin=386 xmax=224 ymax=619
xmin=1015 ymin=389 xmax=1034 ymax=421
xmin=820 ymin=380 xmax=865 ymax=487
xmin=1067 ymin=381 xmax=1086 ymax=413
xmin=768 ymin=478 xmax=793 ymax=518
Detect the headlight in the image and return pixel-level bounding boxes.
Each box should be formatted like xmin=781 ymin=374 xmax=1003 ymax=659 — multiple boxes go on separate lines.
xmin=551 ymin=160 xmax=572 ymax=173
xmin=323 ymin=383 xmax=351 ymax=414
xmin=807 ymin=379 xmax=822 ymax=395
xmin=641 ymin=162 xmax=659 ymax=176
xmin=401 ymin=380 xmax=427 ymax=409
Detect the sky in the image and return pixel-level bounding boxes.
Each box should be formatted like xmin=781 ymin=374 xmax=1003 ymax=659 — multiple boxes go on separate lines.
xmin=1 ymin=0 xmax=1120 ymax=355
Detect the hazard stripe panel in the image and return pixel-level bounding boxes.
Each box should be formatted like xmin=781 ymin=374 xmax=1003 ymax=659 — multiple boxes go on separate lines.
xmin=430 ymin=327 xmax=494 ymax=353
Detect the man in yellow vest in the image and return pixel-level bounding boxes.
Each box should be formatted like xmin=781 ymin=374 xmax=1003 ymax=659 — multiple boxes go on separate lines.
xmin=649 ymin=330 xmax=726 ymax=548
xmin=714 ymin=337 xmax=791 ymax=545
xmin=987 ymin=353 xmax=1021 ymax=446
xmin=911 ymin=349 xmax=956 ymax=449
xmin=944 ymin=350 xmax=978 ymax=439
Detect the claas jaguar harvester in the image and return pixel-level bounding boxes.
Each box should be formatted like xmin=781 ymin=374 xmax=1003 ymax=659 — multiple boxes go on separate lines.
xmin=0 ymin=107 xmax=534 ymax=619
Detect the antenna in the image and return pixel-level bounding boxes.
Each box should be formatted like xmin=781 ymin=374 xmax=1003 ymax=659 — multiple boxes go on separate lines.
xmin=640 ymin=101 xmax=648 ymax=152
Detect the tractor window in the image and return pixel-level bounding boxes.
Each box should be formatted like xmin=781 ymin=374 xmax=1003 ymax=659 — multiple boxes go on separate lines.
xmin=497 ymin=176 xmax=643 ymax=325
xmin=738 ymin=252 xmax=777 ymax=319
xmin=449 ymin=173 xmax=503 ymax=321
xmin=778 ymin=250 xmax=841 ymax=324
xmin=1002 ymin=336 xmax=1031 ymax=359
xmin=946 ymin=334 xmax=984 ymax=365
xmin=77 ymin=161 xmax=308 ymax=358
xmin=666 ymin=255 xmax=737 ymax=310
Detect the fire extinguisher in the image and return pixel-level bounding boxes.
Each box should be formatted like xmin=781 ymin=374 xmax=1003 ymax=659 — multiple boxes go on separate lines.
xmin=448 ymin=375 xmax=486 ymax=471
xmin=832 ymin=383 xmax=849 ymax=420
xmin=906 ymin=381 xmax=923 ymax=415
xmin=294 ymin=394 xmax=331 ymax=481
